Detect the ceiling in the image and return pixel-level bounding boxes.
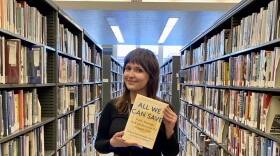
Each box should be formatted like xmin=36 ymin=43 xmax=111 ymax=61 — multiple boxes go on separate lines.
xmin=53 ymin=0 xmax=240 ymax=46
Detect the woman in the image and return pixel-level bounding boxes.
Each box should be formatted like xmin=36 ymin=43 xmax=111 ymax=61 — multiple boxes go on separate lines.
xmin=95 ymin=48 xmax=179 ymax=156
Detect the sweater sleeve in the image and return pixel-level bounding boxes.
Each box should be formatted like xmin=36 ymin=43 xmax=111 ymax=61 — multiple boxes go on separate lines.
xmin=94 ymin=101 xmax=115 ymax=153
xmin=162 ymin=104 xmax=180 ymax=156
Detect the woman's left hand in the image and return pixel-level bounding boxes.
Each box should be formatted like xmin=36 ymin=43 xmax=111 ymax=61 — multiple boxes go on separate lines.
xmin=163 ymin=106 xmax=178 ymax=139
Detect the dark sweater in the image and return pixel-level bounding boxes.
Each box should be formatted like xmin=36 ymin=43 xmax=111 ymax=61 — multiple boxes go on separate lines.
xmin=94 ymin=100 xmax=179 ymax=156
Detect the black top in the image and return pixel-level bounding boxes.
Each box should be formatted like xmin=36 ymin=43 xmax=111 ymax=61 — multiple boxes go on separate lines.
xmin=94 ymin=99 xmax=179 ymax=156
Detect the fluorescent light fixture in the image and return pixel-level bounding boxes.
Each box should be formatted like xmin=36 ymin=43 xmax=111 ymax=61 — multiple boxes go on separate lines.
xmin=110 ymin=26 xmax=124 ymax=43
xmin=158 ymin=18 xmax=178 ymax=44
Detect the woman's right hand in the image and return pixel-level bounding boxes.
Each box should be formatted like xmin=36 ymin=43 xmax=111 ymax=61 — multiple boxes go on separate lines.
xmin=109 ymin=131 xmax=142 ymax=148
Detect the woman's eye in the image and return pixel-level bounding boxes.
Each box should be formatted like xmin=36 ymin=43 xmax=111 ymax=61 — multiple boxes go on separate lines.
xmin=125 ymin=67 xmax=131 ymax=71
xmin=135 ymin=69 xmax=143 ymax=73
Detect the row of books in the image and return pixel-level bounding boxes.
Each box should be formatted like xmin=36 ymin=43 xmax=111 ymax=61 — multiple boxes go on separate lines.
xmin=82 ymin=140 xmax=95 ymax=156
xmin=58 ymin=56 xmax=79 ymax=83
xmin=94 ymin=84 xmax=102 ymax=99
xmin=111 ymin=82 xmax=123 ymax=93
xmin=229 ymin=90 xmax=280 ymax=133
xmin=0 ymin=37 xmax=47 ymax=84
xmin=159 ymin=84 xmax=171 ymax=93
xmin=180 ymin=101 xmax=226 ymax=143
xmin=206 ymin=29 xmax=231 ymax=60
xmin=231 ymin=48 xmax=280 ymax=88
xmin=205 ymin=88 xmax=229 ymax=116
xmin=232 ymin=0 xmax=280 ymax=52
xmin=0 ymin=126 xmax=44 ymax=156
xmin=179 ymin=118 xmax=227 ymax=156
xmin=181 ymin=86 xmax=204 ymax=107
xmin=160 ymin=73 xmax=172 ymax=83
xmin=83 ymin=64 xmax=92 ymax=82
xmin=111 ymin=60 xmax=123 ymax=74
xmin=228 ymin=124 xmax=280 ymax=156
xmin=83 ymin=100 xmax=100 ymax=126
xmin=111 ymin=72 xmax=123 ymax=82
xmin=57 ymin=113 xmax=75 ymax=148
xmin=180 ymin=47 xmax=280 ymax=88
xmin=180 ymin=66 xmax=204 ymax=84
xmin=58 ymin=22 xmax=79 ymax=57
xmin=82 ymin=125 xmax=93 ymax=151
xmin=95 ymin=67 xmax=101 ymax=82
xmin=58 ymin=139 xmax=76 ymax=156
xmin=160 ymin=92 xmax=172 ymax=104
xmin=180 ymin=28 xmax=231 ymax=68
xmin=0 ymin=89 xmax=41 ymax=138
xmin=83 ymin=40 xmax=92 ymax=62
xmin=160 ymin=61 xmax=173 ymax=75
xmin=181 ymin=86 xmax=280 ymax=133
xmin=204 ymin=60 xmax=229 ymax=86
xmin=111 ymin=90 xmax=123 ymax=99
xmin=95 ymin=51 xmax=101 ymax=66
xmin=83 ymin=85 xmax=92 ymax=104
xmin=0 ymin=0 xmax=47 ymax=44
xmin=83 ymin=84 xmax=101 ymax=102
xmin=58 ymin=86 xmax=79 ymax=115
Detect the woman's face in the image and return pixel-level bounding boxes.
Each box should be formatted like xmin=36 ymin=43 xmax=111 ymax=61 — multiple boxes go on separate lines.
xmin=124 ymin=62 xmax=149 ymax=95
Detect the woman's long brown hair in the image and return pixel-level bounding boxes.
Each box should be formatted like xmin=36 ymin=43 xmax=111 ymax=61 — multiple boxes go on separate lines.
xmin=115 ymin=48 xmax=160 ymax=114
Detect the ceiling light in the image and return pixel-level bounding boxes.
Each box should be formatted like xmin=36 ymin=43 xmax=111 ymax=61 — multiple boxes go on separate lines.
xmin=110 ymin=26 xmax=124 ymax=43
xmin=158 ymin=18 xmax=178 ymax=44
xmin=106 ymin=17 xmax=124 ymax=43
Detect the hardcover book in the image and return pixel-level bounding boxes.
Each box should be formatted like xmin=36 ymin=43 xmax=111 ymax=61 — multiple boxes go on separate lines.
xmin=122 ymin=94 xmax=168 ymax=149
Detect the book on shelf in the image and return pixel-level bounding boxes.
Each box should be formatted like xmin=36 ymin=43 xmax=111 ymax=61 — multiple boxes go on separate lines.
xmin=122 ymin=94 xmax=168 ymax=149
xmin=265 ymin=96 xmax=280 ymax=133
xmin=5 ymin=39 xmax=21 ymax=84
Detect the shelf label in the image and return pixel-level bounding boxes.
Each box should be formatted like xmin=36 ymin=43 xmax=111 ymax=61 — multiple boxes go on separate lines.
xmin=103 ymin=79 xmax=109 ymax=82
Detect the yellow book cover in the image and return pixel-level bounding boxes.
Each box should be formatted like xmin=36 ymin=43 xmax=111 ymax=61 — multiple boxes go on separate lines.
xmin=122 ymin=94 xmax=168 ymax=149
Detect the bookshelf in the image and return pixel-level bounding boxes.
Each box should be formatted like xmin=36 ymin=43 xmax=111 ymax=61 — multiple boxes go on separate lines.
xmin=159 ymin=56 xmax=180 ymax=115
xmin=179 ymin=0 xmax=280 ymax=155
xmin=102 ymin=54 xmax=123 ymax=108
xmin=0 ymin=0 xmax=102 ymax=155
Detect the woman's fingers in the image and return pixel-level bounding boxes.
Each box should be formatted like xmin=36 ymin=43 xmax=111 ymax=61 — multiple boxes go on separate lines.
xmin=164 ymin=107 xmax=177 ymax=121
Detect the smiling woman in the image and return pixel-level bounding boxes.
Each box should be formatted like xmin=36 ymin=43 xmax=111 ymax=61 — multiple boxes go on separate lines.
xmin=94 ymin=48 xmax=179 ymax=156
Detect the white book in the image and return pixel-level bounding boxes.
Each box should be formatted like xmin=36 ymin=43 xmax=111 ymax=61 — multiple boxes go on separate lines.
xmin=273 ymin=47 xmax=280 ymax=87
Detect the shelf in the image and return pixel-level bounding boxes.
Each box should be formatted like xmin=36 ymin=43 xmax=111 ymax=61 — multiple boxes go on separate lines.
xmin=180 ymin=83 xmax=206 ymax=87
xmin=57 ymin=83 xmax=82 ymax=86
xmin=160 ymin=82 xmax=172 ymax=85
xmin=58 ymin=106 xmax=81 ymax=119
xmin=57 ymin=129 xmax=81 ymax=151
xmin=83 ymin=60 xmax=95 ymax=66
xmin=84 ymin=99 xmax=99 ymax=107
xmin=83 ymin=82 xmax=95 ymax=85
xmin=188 ymin=121 xmax=230 ymax=155
xmin=0 ymin=0 xmax=103 ymax=154
xmin=94 ymin=64 xmax=102 ymax=68
xmin=0 ymin=27 xmax=40 ymax=45
xmin=111 ymin=81 xmax=123 ymax=83
xmin=0 ymin=83 xmax=56 ymax=89
xmin=229 ymin=86 xmax=280 ymax=93
xmin=82 ymin=123 xmax=90 ymax=130
xmin=45 ymin=150 xmax=55 ymax=156
xmin=228 ymin=119 xmax=280 ymax=143
xmin=206 ymin=85 xmax=230 ymax=89
xmin=45 ymin=45 xmax=56 ymax=52
xmin=58 ymin=51 xmax=81 ymax=61
xmin=0 ymin=117 xmax=55 ymax=144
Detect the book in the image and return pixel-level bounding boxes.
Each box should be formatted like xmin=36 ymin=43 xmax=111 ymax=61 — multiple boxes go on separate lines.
xmin=122 ymin=94 xmax=168 ymax=149
xmin=5 ymin=39 xmax=21 ymax=84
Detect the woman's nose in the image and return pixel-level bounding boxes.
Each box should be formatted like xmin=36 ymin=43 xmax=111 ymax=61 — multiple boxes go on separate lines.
xmin=128 ymin=71 xmax=135 ymax=78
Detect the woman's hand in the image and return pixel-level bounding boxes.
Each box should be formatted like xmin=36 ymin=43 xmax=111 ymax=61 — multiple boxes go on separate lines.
xmin=163 ymin=106 xmax=178 ymax=139
xmin=110 ymin=131 xmax=142 ymax=148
